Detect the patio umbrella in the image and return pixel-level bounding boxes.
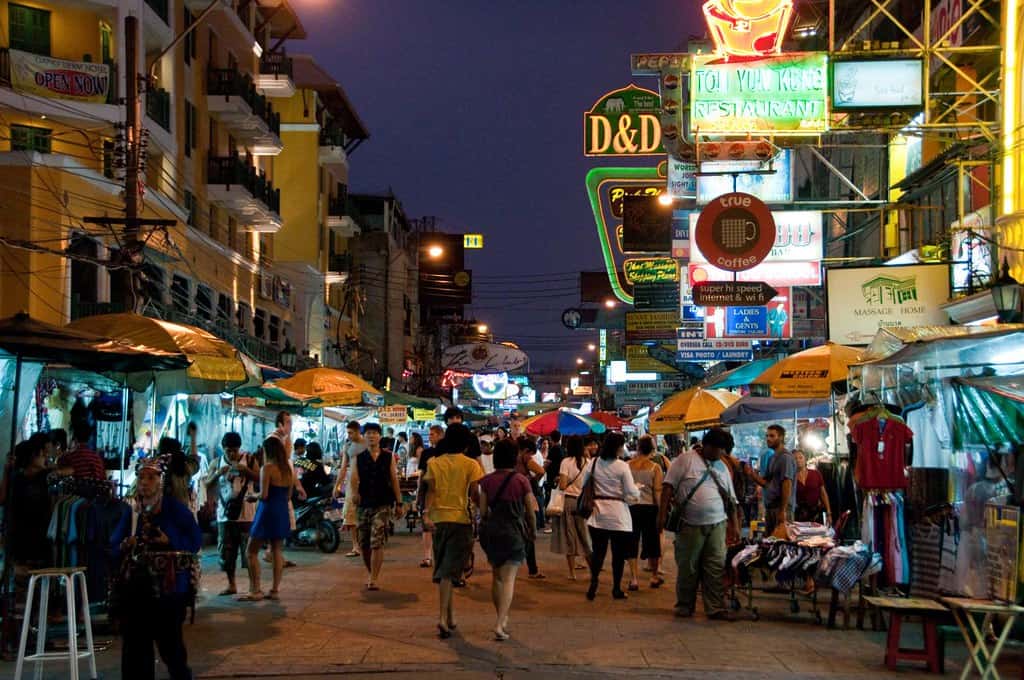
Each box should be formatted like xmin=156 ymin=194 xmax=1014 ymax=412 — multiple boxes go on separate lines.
xmin=269 ymin=367 xmax=383 ymax=407
xmin=521 ymin=408 xmax=607 ymax=436
xmin=589 ymin=411 xmax=628 ymax=430
xmin=751 ymin=342 xmax=862 ymax=398
xmin=68 ymin=313 xmax=250 ymax=394
xmin=649 ymin=387 xmax=741 ymax=434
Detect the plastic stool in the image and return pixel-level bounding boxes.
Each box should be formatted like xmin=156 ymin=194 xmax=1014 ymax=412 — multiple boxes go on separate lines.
xmin=14 ymin=566 xmax=97 ymax=680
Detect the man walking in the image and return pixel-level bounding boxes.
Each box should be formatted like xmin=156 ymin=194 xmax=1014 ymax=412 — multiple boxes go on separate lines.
xmin=417 ymin=424 xmax=445 ymax=568
xmin=334 ymin=420 xmax=368 ymax=557
xmin=350 ymin=423 xmax=403 ymax=590
xmin=659 ymin=428 xmax=739 ymax=621
xmin=745 ymin=424 xmax=796 ymax=537
xmin=204 ymin=432 xmax=259 ymax=595
xmin=422 ymin=423 xmax=483 ymax=637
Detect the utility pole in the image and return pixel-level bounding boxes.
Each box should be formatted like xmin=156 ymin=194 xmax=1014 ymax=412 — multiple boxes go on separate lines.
xmin=125 ymin=14 xmax=140 ymax=242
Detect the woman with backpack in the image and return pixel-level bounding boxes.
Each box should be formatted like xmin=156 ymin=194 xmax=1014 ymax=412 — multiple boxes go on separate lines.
xmin=478 ymin=439 xmax=538 ymax=641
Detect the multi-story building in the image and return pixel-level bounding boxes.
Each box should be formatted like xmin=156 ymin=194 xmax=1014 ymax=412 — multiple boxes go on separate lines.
xmin=0 ymin=0 xmax=368 ymax=369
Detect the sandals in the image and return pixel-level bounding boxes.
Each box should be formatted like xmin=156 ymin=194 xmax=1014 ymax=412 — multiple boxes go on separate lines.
xmin=366 ymin=582 xmax=380 ymax=591
xmin=237 ymin=591 xmax=263 ymax=602
xmin=218 ymin=587 xmax=237 ymax=596
xmin=420 ymin=559 xmax=432 ymax=568
xmin=437 ymin=624 xmax=452 ymax=640
xmin=627 ymin=582 xmax=640 ymax=592
xmin=266 ymin=590 xmax=280 ymax=600
xmin=650 ymin=576 xmax=665 ymax=589
xmin=493 ymin=629 xmax=510 ymax=641
xmin=345 ymin=549 xmax=361 ymax=558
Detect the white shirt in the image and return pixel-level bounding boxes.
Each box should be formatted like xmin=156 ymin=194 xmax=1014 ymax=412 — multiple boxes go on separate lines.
xmin=481 ymin=454 xmax=495 ymax=474
xmin=559 ymin=456 xmax=591 ymax=496
xmin=582 ymin=458 xmax=640 ymax=532
xmin=663 ymin=450 xmax=737 ymax=527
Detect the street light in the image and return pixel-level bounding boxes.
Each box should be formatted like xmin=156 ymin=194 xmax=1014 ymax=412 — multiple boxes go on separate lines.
xmin=657 ymin=192 xmax=673 ymax=206
xmin=991 ymin=258 xmax=1022 ymax=322
xmin=280 ymin=344 xmax=297 ymax=370
xmin=604 ymin=298 xmax=617 ymax=309
xmin=477 ymin=324 xmax=488 ymax=334
xmin=587 ymin=343 xmax=596 ymax=351
xmin=427 ymin=244 xmax=444 ymax=259
xmin=576 ymin=357 xmax=584 ymax=366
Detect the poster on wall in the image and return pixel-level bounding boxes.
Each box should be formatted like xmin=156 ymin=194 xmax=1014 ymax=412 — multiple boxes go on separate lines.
xmin=826 ymin=264 xmax=951 ymax=345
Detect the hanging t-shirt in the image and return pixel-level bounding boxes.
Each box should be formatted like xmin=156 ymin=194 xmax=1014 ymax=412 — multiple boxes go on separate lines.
xmin=852 ymin=417 xmax=912 ymax=489
xmin=906 ymin=403 xmax=951 ymax=469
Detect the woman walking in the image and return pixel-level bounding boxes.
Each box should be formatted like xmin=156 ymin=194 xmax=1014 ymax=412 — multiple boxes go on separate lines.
xmin=551 ymin=435 xmax=592 ymax=580
xmin=582 ymin=432 xmax=639 ymax=600
xmin=626 ymin=435 xmax=664 ymax=590
xmin=241 ymin=436 xmax=293 ymax=601
xmin=478 ymin=439 xmax=537 ymax=641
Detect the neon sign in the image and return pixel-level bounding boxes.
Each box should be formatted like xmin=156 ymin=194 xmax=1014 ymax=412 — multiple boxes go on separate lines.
xmin=472 ymin=372 xmax=509 ymax=400
xmin=702 ymin=0 xmax=795 ymax=59
xmin=691 ymin=52 xmax=828 ymax=134
xmin=624 ymin=258 xmax=679 ymax=285
xmin=584 ymin=84 xmax=663 ymax=157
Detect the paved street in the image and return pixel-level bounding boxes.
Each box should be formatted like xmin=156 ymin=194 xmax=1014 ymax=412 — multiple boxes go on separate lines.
xmin=3 ymin=527 xmax=1022 ymax=679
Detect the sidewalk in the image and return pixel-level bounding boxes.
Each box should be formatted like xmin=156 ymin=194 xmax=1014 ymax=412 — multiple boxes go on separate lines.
xmin=3 ymin=527 xmax=1022 ymax=679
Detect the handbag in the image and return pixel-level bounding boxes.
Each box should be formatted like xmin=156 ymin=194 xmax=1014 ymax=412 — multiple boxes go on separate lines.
xmin=546 ymin=465 xmax=584 ymax=517
xmin=574 ymin=462 xmax=597 ymax=519
xmin=224 ymin=476 xmax=249 ymax=522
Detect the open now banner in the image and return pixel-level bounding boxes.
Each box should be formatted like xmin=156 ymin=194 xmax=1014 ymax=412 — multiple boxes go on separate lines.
xmin=10 ymin=50 xmax=111 ymax=103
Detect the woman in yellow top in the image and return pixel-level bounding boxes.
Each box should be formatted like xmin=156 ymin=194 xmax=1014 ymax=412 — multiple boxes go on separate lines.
xmin=422 ymin=423 xmax=484 ymax=639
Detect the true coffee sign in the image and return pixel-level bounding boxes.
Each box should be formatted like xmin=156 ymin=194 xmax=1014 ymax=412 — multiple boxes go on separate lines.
xmin=694 ymin=192 xmax=776 ymax=272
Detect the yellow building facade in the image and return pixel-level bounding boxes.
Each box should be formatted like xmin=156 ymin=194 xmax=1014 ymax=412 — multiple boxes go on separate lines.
xmin=0 ymin=0 xmax=367 ymax=367
xmin=999 ymin=0 xmax=1024 ymax=282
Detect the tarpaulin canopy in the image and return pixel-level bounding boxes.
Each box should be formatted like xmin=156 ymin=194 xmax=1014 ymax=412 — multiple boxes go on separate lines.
xmin=382 ymin=390 xmax=441 ymax=409
xmin=951 ymin=376 xmax=1024 ymax=448
xmin=857 ymin=324 xmax=1024 ymax=365
xmin=68 ymin=313 xmax=249 ymax=394
xmin=719 ymin=396 xmax=833 ymax=425
xmin=705 ymin=358 xmax=777 ymax=389
xmin=270 ymin=367 xmax=382 ymax=407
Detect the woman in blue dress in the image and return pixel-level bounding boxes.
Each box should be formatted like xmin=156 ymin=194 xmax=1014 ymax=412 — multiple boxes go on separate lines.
xmin=240 ymin=436 xmax=293 ymax=601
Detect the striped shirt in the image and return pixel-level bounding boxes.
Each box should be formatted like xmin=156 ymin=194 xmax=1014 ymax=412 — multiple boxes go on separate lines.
xmin=58 ymin=448 xmax=106 ymax=480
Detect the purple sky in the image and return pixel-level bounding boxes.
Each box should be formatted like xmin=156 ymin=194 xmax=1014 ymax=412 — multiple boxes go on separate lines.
xmin=296 ymin=0 xmax=702 ymax=368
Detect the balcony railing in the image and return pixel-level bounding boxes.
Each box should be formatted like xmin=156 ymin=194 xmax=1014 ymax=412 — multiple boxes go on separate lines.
xmin=319 ymin=125 xmax=347 ymax=147
xmin=207 ymin=154 xmax=281 ymax=214
xmin=328 ymin=253 xmax=352 ymax=273
xmin=145 ymin=0 xmax=170 ymax=24
xmin=70 ymin=298 xmax=126 ymax=322
xmin=146 ymin=86 xmax=170 ymax=131
xmin=259 ymin=53 xmax=293 ymax=78
xmin=0 ymin=48 xmax=118 ymax=105
xmin=207 ymin=68 xmax=280 ymax=135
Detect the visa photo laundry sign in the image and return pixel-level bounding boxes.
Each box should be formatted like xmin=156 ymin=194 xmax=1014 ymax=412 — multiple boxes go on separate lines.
xmin=584 ymin=84 xmax=664 ymax=156
xmin=826 ymin=264 xmax=951 ymax=345
xmin=676 ymin=339 xmax=754 ymax=363
xmin=691 ymin=52 xmax=828 ymax=134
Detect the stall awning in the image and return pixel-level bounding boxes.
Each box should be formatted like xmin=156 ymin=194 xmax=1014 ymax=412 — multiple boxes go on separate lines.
xmin=951 ymin=376 xmax=1024 ymax=447
xmin=857 ymin=324 xmax=1024 ymax=366
xmin=705 ymin=359 xmax=777 ymax=389
xmin=953 ymin=376 xmax=1024 ymax=404
xmin=719 ymin=396 xmax=832 ymax=425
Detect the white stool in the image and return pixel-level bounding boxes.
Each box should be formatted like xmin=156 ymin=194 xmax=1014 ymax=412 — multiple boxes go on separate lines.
xmin=14 ymin=567 xmax=97 ymax=680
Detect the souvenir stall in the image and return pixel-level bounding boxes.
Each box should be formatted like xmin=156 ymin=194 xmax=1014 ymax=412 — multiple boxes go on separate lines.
xmin=849 ymin=325 xmax=1024 ymax=604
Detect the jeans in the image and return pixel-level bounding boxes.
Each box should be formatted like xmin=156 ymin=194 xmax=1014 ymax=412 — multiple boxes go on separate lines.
xmin=673 ymin=520 xmax=727 ymax=615
xmin=589 ymin=527 xmax=631 ymax=592
xmin=121 ymin=594 xmax=192 ymax=680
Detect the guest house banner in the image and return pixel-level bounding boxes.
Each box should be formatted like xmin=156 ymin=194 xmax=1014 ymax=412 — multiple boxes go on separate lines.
xmin=10 ymin=50 xmax=110 ymax=103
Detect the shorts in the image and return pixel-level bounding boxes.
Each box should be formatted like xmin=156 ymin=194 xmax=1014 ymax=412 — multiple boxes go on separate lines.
xmin=626 ymin=504 xmax=661 ymax=560
xmin=432 ymin=522 xmax=474 ymax=583
xmin=357 ymin=505 xmax=393 ymax=550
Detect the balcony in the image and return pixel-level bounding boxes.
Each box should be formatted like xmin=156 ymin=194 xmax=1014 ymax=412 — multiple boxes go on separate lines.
xmin=0 ymin=48 xmax=121 ymax=126
xmin=207 ymin=69 xmax=283 ymax=155
xmin=144 ymin=0 xmax=169 ymax=23
xmin=327 ymin=196 xmax=360 ymax=237
xmin=326 ymin=253 xmax=352 ymax=285
xmin=145 ymin=87 xmax=170 ymax=131
xmin=255 ymin=53 xmax=295 ymax=98
xmin=206 ymin=154 xmax=283 ymax=233
xmin=318 ymin=125 xmax=349 ymax=172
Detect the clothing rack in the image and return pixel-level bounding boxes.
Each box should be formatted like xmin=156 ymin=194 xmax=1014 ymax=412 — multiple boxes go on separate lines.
xmin=48 ymin=474 xmax=115 ymax=500
xmin=861 ymin=490 xmax=909 ymax=588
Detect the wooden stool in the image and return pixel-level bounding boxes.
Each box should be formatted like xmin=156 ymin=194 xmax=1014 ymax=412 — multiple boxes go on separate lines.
xmin=864 ymin=596 xmax=948 ymax=673
xmin=14 ymin=567 xmax=97 ymax=680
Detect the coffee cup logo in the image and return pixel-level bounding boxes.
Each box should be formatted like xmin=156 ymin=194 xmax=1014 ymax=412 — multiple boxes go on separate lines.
xmin=718 ymin=218 xmax=758 ymax=251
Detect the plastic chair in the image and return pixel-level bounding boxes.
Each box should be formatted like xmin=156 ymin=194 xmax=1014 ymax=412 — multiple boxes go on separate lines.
xmin=14 ymin=566 xmax=97 ymax=680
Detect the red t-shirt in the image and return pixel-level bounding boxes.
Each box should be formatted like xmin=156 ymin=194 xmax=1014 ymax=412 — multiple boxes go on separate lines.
xmin=796 ymin=468 xmax=825 ymax=508
xmin=853 ymin=418 xmax=912 ymax=489
xmin=479 ymin=470 xmax=532 ymax=503
xmin=59 ymin=447 xmax=106 ymax=480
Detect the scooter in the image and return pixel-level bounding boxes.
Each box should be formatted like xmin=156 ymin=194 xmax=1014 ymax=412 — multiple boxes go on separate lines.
xmin=291 ymin=496 xmax=340 ymax=553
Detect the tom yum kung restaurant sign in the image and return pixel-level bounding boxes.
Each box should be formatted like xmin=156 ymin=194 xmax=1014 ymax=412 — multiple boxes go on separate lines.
xmin=584 ymin=84 xmax=664 ymax=156
xmin=691 ymin=53 xmax=828 ymax=134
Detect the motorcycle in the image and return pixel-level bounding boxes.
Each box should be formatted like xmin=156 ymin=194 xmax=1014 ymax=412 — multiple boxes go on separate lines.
xmin=291 ymin=496 xmax=340 ymax=553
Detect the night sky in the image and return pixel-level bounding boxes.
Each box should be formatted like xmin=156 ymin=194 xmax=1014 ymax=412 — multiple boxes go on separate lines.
xmin=295 ymin=0 xmax=703 ymax=369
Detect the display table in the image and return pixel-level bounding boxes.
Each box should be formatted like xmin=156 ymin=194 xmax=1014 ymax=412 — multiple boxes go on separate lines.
xmin=864 ymin=596 xmax=949 ymax=673
xmin=938 ymin=597 xmax=1024 ymax=680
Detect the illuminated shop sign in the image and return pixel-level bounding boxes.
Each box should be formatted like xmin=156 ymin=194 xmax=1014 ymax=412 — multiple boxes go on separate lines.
xmin=689 ymin=210 xmax=823 ymax=262
xmin=472 ymin=372 xmax=509 ymax=400
xmin=697 ymin=149 xmax=793 ymax=204
xmin=584 ymin=84 xmax=664 ymax=156
xmin=667 ymin=158 xmax=697 ymax=200
xmin=691 ymin=52 xmax=828 ymax=134
xmin=832 ymin=59 xmax=923 ymax=110
xmin=702 ymin=0 xmax=795 ymax=58
xmin=624 ymin=258 xmax=679 ymax=284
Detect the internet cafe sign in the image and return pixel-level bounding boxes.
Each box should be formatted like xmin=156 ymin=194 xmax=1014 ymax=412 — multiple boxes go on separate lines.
xmin=691 ymin=52 xmax=828 ymax=135
xmin=584 ymin=84 xmax=664 ymax=156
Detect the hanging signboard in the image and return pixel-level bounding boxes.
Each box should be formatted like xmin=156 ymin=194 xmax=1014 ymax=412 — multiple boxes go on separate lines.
xmin=667 ymin=158 xmax=697 ymax=200
xmin=631 ymin=53 xmax=691 ymax=75
xmin=689 ymin=260 xmax=822 ymax=287
xmin=691 ymin=52 xmax=829 ymax=135
xmin=9 ymin=50 xmax=111 ymax=103
xmin=694 ymin=192 xmax=777 ymax=272
xmin=463 ymin=234 xmax=484 ymax=249
xmin=826 ymin=264 xmax=951 ymax=345
xmin=625 ymin=344 xmax=677 ymax=373
xmin=622 ymin=195 xmax=673 ymax=252
xmin=690 ymin=210 xmax=823 ymax=263
xmin=442 ymin=343 xmax=528 ymax=373
xmin=832 ymin=59 xmax=923 ymax=110
xmin=472 ymin=372 xmax=509 ymax=400
xmin=702 ymin=0 xmax=795 ymax=58
xmin=411 ymin=408 xmax=437 ymax=421
xmin=697 ymin=150 xmax=794 ymax=204
xmin=671 ymin=210 xmax=693 ymax=260
xmin=584 ymin=84 xmax=664 ymax=156
xmin=379 ymin=405 xmax=409 ymax=424
xmin=676 ymin=338 xmax=755 ymax=363
xmin=623 ymin=258 xmax=679 ymax=284
xmin=704 ymin=287 xmax=793 ymax=339
xmin=625 ymin=311 xmax=680 ymax=342
xmin=634 ymin=281 xmax=681 ymax=310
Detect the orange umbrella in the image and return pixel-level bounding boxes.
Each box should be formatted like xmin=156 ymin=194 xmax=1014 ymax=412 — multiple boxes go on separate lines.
xmin=751 ymin=342 xmax=862 ymax=398
xmin=649 ymin=387 xmax=741 ymax=434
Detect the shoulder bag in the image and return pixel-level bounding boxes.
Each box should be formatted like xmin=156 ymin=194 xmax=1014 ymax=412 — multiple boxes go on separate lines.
xmin=546 ymin=464 xmax=584 ymax=518
xmin=664 ymin=468 xmax=711 ymax=533
xmin=574 ymin=461 xmax=598 ymax=519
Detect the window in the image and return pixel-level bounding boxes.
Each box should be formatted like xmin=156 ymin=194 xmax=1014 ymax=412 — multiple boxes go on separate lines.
xmin=217 ymin=293 xmax=232 ymax=325
xmin=195 ymin=285 xmax=213 ymax=321
xmin=184 ymin=101 xmax=197 ymax=157
xmin=170 ymin=275 xmax=191 ymax=314
xmin=208 ymin=116 xmax=216 ymax=153
xmin=236 ymin=302 xmax=251 ymax=333
xmin=9 ymin=4 xmax=50 ymax=56
xmin=183 ymin=10 xmax=196 ymax=65
xmin=269 ymin=315 xmax=280 ymax=346
xmin=183 ymin=190 xmax=197 ymax=227
xmin=10 ymin=124 xmax=51 ymax=154
xmin=142 ymin=263 xmax=166 ymax=307
xmin=208 ymin=205 xmax=218 ymax=240
xmin=208 ymin=30 xmax=218 ymax=69
xmin=253 ymin=309 xmax=266 ymax=340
